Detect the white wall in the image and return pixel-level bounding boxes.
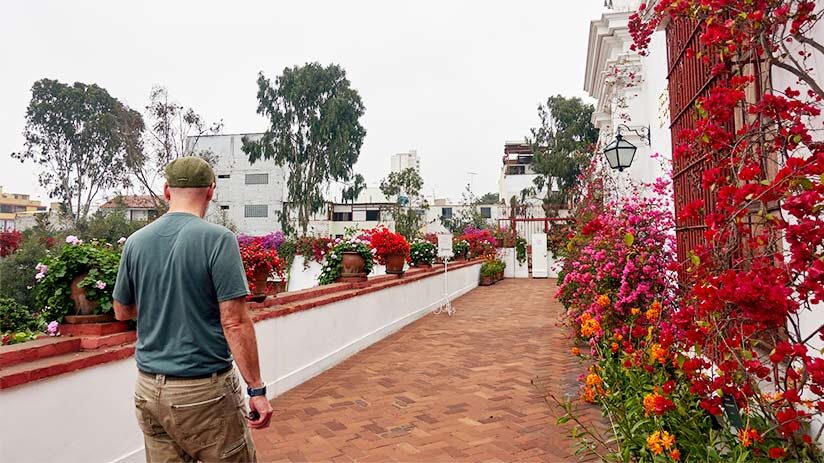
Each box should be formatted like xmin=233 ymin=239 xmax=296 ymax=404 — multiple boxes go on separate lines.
xmin=0 ymin=262 xmax=481 ymax=463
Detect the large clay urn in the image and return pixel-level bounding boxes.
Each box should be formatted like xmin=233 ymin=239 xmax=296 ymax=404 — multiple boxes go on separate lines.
xmin=338 ymin=252 xmax=367 ymax=282
xmin=70 ymin=273 xmax=99 ymax=316
xmin=384 ymin=254 xmax=406 ymax=275
xmin=252 ymin=266 xmax=270 ymax=296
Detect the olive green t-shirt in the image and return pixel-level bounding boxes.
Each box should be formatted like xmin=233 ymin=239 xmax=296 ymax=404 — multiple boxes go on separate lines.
xmin=113 ymin=212 xmax=249 ymax=376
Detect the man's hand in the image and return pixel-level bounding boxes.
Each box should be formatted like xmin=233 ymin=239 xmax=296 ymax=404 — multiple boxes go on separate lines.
xmin=247 ymin=395 xmax=274 ymax=429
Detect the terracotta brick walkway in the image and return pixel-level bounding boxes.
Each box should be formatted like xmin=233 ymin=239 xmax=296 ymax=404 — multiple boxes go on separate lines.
xmin=251 ymin=279 xmax=588 ymax=462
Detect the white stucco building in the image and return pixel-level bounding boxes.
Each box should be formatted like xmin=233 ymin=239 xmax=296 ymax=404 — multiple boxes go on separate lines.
xmin=583 ymin=0 xmax=673 ymax=195
xmin=498 ymin=141 xmax=546 ymax=208
xmin=390 ymin=150 xmax=420 ymax=173
xmin=187 ymin=133 xmax=288 ymax=235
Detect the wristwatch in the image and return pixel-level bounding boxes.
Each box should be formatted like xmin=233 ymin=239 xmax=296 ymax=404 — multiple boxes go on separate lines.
xmin=247 ymin=385 xmax=267 ymax=397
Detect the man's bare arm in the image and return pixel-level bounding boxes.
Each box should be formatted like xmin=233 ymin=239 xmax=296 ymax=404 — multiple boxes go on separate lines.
xmin=219 ymin=296 xmax=263 ymax=388
xmin=219 ymin=296 xmax=273 ymax=429
xmin=113 ymin=301 xmax=137 ymax=321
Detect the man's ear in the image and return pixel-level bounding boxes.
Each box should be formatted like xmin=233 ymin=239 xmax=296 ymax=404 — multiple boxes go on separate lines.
xmin=163 ymin=183 xmax=171 ymax=201
xmin=206 ymin=183 xmax=215 ymax=202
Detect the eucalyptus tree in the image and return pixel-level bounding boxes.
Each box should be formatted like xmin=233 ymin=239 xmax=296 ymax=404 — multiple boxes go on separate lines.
xmin=12 ymin=78 xmax=144 ymax=225
xmin=242 ymin=63 xmax=366 ymax=234
xmin=379 ymin=167 xmax=428 ymax=239
xmin=528 ymin=95 xmax=598 ymax=214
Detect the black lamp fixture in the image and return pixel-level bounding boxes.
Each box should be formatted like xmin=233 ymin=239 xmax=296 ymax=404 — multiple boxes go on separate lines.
xmin=602 ymin=124 xmax=651 ymax=172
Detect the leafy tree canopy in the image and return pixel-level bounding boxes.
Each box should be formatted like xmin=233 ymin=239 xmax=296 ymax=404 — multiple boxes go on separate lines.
xmin=12 ymin=78 xmax=144 ymax=225
xmin=242 ymin=62 xmax=366 ymax=235
xmin=528 ymin=95 xmax=598 ymax=211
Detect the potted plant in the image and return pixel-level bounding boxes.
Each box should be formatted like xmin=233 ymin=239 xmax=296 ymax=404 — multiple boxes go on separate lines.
xmin=410 ymin=240 xmax=437 ymax=268
xmin=33 ymin=236 xmax=121 ymax=323
xmin=479 ymin=259 xmax=497 ymax=286
xmin=459 ymin=227 xmax=497 ymax=258
xmin=364 ymin=227 xmax=410 ymax=275
xmin=319 ymin=237 xmax=375 ymax=284
xmin=494 ymin=227 xmax=518 ymax=248
xmin=515 ymin=237 xmax=528 ymax=266
xmin=452 ymin=239 xmax=469 ymax=261
xmin=496 ymin=259 xmax=506 ymax=281
xmin=239 ymin=238 xmax=285 ymax=301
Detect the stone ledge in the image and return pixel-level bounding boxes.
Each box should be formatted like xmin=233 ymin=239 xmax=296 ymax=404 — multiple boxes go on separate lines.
xmin=0 ymin=258 xmax=483 ymax=390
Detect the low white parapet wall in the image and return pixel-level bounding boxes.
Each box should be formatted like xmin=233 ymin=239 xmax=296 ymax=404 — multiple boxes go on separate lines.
xmin=0 ymin=262 xmax=482 ymax=463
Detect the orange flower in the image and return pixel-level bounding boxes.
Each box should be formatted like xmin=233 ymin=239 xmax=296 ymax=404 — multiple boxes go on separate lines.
xmin=650 ymin=343 xmax=667 ymax=364
xmin=613 ymin=332 xmax=623 ymax=341
xmin=738 ymin=427 xmax=762 ymax=447
xmin=571 ymin=347 xmax=581 ymax=356
xmin=580 ymin=313 xmax=601 ymax=338
xmin=597 ymin=294 xmax=611 ymax=307
xmin=611 ymin=342 xmax=620 ymax=353
xmin=581 ymin=372 xmax=605 ymax=403
xmin=647 ymin=430 xmax=676 ymax=455
xmin=669 ymin=449 xmax=681 ymax=461
xmin=646 ymin=301 xmax=662 ymax=320
xmin=643 ymin=393 xmax=657 ymax=416
xmin=631 ymin=307 xmax=641 ymax=315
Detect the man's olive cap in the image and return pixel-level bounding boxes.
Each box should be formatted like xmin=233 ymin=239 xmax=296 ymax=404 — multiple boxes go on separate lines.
xmin=165 ymin=157 xmax=216 ymax=188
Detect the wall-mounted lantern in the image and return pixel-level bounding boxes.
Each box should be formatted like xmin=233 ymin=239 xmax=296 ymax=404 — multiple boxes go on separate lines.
xmin=602 ymin=124 xmax=651 ymax=172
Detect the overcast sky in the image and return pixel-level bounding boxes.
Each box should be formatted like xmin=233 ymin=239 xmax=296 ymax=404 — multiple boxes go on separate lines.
xmin=1 ymin=0 xmax=605 ymax=204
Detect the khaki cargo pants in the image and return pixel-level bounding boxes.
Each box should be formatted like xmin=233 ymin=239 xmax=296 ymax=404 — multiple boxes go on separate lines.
xmin=134 ymin=368 xmax=257 ymax=462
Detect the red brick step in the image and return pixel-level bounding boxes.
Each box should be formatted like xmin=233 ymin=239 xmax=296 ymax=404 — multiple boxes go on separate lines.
xmin=0 ymin=337 xmax=82 ymax=369
xmin=0 ymin=344 xmax=135 ymax=389
xmin=79 ymin=331 xmax=137 ymax=350
xmin=60 ymin=321 xmax=131 ymax=337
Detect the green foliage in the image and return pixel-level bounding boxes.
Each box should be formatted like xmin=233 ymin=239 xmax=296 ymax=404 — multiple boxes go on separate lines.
xmin=76 ymin=207 xmax=146 ymax=244
xmin=480 ymin=259 xmax=505 ymax=277
xmin=0 ymin=229 xmax=55 ymax=309
xmin=440 ymin=185 xmax=490 ymax=234
xmin=33 ymin=240 xmax=121 ymax=321
xmin=0 ymin=298 xmax=44 ymax=333
xmin=243 ymin=63 xmax=366 ymax=234
xmin=318 ymin=239 xmax=374 ymax=285
xmin=409 ymin=240 xmax=437 ymax=265
xmin=452 ymin=239 xmax=470 ymax=259
xmin=528 ymin=95 xmax=598 ymax=212
xmin=12 ymin=78 xmax=145 ymax=224
xmin=515 ymin=237 xmax=528 ymax=264
xmin=342 ymin=173 xmax=366 ymax=203
xmin=380 ymin=168 xmax=429 ymax=241
xmin=478 ymin=192 xmax=500 ymax=204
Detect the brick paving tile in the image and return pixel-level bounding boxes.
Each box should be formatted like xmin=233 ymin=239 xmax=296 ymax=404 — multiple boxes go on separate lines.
xmin=252 ymin=279 xmax=599 ymax=462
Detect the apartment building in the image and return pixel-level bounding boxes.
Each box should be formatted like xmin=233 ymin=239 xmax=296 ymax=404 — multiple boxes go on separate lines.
xmin=0 ymin=187 xmax=46 ymax=230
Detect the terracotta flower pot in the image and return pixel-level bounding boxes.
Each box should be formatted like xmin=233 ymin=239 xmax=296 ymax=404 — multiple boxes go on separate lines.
xmin=480 ymin=275 xmax=495 ymax=286
xmin=496 ymin=271 xmax=504 ymax=281
xmin=70 ymin=273 xmax=99 ymax=316
xmin=340 ymin=252 xmax=367 ymax=278
xmin=268 ymin=279 xmax=287 ymax=296
xmin=252 ymin=266 xmax=270 ymax=296
xmin=384 ymin=254 xmax=406 ymax=275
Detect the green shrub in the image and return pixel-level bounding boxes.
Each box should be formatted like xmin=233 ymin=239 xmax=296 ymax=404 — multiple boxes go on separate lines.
xmin=409 ymin=240 xmax=437 ymax=265
xmin=0 ymin=230 xmax=55 ymax=309
xmin=33 ymin=238 xmax=121 ymax=321
xmin=0 ymin=298 xmax=44 ymax=333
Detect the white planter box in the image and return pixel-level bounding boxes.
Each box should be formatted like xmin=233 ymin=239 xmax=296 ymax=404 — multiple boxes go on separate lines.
xmin=496 ymin=248 xmax=516 ymax=278
xmin=514 ymin=254 xmax=529 ymax=278
xmin=287 ymin=256 xmax=324 ymax=292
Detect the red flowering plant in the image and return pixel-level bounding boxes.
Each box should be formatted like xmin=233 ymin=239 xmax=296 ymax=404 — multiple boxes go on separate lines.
xmin=558 ymin=1 xmax=824 ymax=460
xmin=361 ymin=226 xmax=410 ymax=264
xmin=0 ymin=230 xmax=22 ymax=257
xmin=239 ymin=237 xmax=285 ymax=295
xmin=458 ymin=226 xmax=497 ymax=258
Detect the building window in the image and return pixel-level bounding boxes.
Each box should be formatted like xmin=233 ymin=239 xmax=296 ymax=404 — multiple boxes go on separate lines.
xmin=480 ymin=207 xmax=491 ymax=219
xmin=0 ymin=205 xmax=13 ymax=213
xmin=332 ymin=212 xmax=353 ymax=222
xmin=220 ymin=205 xmax=229 ymax=210
xmin=245 ymin=173 xmax=269 ymax=185
xmin=217 ymin=174 xmax=230 ymax=179
xmin=506 ymin=165 xmax=526 ymax=175
xmin=441 ymin=207 xmax=453 ymax=219
xmin=365 ymin=210 xmax=380 ymax=221
xmin=244 ymin=205 xmax=268 ymax=218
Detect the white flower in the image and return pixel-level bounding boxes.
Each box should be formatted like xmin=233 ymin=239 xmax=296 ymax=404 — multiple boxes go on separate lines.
xmin=95 ymin=280 xmax=107 ymax=290
xmin=117 ymin=237 xmax=127 ymax=245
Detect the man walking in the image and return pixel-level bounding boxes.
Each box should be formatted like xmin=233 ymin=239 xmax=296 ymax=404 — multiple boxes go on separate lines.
xmin=114 ymin=156 xmax=273 ymax=462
